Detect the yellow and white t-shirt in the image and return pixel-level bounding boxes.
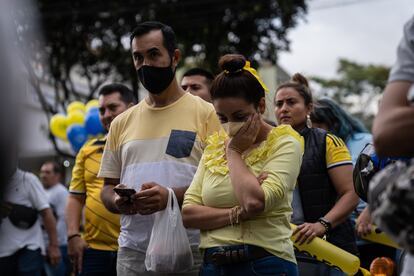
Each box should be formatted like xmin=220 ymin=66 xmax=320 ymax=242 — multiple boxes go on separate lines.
xmin=183 ymin=125 xmax=304 ymax=264
xmin=98 ymin=93 xmax=221 ymax=252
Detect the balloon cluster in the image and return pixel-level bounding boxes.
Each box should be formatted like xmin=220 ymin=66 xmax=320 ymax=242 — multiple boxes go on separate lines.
xmin=49 ymin=100 xmax=105 ymax=152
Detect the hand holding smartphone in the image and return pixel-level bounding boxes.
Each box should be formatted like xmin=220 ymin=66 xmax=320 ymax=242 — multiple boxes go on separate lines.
xmin=113 ymin=187 xmax=136 ymax=201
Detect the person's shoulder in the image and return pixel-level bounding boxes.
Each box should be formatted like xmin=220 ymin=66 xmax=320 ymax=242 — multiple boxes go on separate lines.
xmin=325 ymin=133 xmax=352 ymax=163
xmin=82 ymin=137 xmax=103 ymax=148
xmin=302 ymin=127 xmax=328 ymax=142
xmin=326 ymin=132 xmax=347 ymax=148
xmin=310 ymin=127 xmax=328 ymax=136
xmin=270 ymin=125 xmax=302 ymax=140
xmin=21 ymin=170 xmax=41 ymax=184
xmin=77 ymin=137 xmax=105 ymax=157
xmin=56 ymin=183 xmax=69 ymax=193
xmin=403 ymin=15 xmax=414 ymax=36
xmin=19 ymin=170 xmax=44 ymax=190
xmin=111 ymin=102 xmax=142 ymax=126
xmin=184 ymin=93 xmax=216 ymax=112
xmin=268 ymin=125 xmax=304 ymax=151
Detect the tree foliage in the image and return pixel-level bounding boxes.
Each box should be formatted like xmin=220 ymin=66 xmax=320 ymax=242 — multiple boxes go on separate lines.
xmin=25 ymin=0 xmax=307 ymax=104
xmin=311 ymin=58 xmax=390 ymax=128
xmin=14 ymin=0 xmax=307 ymax=156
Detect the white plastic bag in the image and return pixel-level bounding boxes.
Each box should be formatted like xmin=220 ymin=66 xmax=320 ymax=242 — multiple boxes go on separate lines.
xmin=145 ymin=188 xmax=194 ymax=272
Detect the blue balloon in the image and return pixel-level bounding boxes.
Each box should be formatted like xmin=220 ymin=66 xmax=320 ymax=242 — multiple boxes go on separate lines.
xmin=66 ymin=124 xmax=88 ymax=152
xmin=85 ymin=107 xmax=105 ymax=135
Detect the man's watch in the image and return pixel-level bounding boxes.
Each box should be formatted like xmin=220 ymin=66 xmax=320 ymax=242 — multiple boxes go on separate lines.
xmin=318 ymin=217 xmax=332 ymax=234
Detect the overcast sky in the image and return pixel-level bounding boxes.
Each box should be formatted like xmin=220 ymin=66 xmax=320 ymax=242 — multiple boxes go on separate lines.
xmin=278 ymin=0 xmax=414 ymax=79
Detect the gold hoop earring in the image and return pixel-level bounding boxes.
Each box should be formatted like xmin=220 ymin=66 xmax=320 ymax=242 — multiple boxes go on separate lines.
xmin=306 ymin=114 xmax=312 ymax=128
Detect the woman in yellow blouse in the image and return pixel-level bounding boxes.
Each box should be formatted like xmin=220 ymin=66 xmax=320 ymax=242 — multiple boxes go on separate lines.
xmin=182 ymin=54 xmax=304 ymax=276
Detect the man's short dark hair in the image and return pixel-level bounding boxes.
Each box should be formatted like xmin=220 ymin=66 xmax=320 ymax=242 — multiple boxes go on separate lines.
xmin=43 ymin=161 xmax=62 ymax=175
xmin=98 ymin=83 xmax=137 ymax=104
xmin=130 ymin=21 xmax=177 ymax=58
xmin=183 ymin=68 xmax=215 ymax=84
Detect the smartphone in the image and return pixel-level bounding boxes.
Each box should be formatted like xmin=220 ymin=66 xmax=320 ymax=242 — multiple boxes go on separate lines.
xmin=113 ymin=187 xmax=136 ymax=199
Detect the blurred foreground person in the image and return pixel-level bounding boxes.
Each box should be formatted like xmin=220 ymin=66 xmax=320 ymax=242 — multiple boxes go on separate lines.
xmin=372 ymin=15 xmax=414 ymax=276
xmin=0 ymin=1 xmax=61 ymax=275
xmin=0 ymin=0 xmax=24 ymax=199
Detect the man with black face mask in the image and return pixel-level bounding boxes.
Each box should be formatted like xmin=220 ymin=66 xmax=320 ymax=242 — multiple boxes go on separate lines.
xmin=99 ymin=21 xmax=221 ymax=275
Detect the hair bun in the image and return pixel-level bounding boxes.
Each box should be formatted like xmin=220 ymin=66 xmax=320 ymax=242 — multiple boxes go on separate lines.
xmin=291 ymin=73 xmax=309 ymax=88
xmin=218 ymin=54 xmax=246 ymax=73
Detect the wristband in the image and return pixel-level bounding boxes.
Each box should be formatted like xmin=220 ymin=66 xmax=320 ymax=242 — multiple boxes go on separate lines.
xmin=318 ymin=217 xmax=332 ymax=234
xmin=67 ymin=233 xmax=81 ymax=242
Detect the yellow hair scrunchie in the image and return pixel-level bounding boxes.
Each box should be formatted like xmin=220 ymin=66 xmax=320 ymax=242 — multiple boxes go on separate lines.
xmin=242 ymin=61 xmax=269 ymax=93
xmin=223 ymin=61 xmax=269 ymax=93
xmin=224 ymin=60 xmax=269 ymax=92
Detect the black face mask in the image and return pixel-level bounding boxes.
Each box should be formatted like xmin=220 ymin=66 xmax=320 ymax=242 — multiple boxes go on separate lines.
xmin=137 ymin=62 xmax=176 ymax=95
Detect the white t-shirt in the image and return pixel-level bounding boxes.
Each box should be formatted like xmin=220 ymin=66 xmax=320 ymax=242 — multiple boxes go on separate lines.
xmin=43 ymin=183 xmax=68 ymax=246
xmin=389 ymin=15 xmax=414 ymax=83
xmin=0 ymin=169 xmax=50 ymax=257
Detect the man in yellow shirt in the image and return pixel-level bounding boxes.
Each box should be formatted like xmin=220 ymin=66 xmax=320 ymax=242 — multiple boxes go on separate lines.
xmin=65 ymin=83 xmax=137 ymax=275
xmin=99 ymin=21 xmax=221 ymax=275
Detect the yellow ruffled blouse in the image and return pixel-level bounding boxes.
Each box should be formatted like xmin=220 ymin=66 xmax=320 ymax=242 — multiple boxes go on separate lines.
xmin=183 ymin=124 xmax=304 ymax=264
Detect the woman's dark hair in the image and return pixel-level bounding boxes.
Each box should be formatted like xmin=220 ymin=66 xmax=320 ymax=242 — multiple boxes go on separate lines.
xmin=311 ymin=97 xmax=368 ymax=141
xmin=275 ymin=73 xmax=313 ymax=106
xmin=210 ymin=54 xmax=265 ymax=107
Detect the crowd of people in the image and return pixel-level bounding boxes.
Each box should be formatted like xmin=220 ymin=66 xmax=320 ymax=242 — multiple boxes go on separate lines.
xmin=0 ymin=14 xmax=413 ymax=276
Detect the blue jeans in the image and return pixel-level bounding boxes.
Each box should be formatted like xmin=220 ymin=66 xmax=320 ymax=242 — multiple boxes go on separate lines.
xmin=0 ymin=248 xmax=44 ymax=276
xmin=79 ymin=248 xmax=117 ymax=276
xmin=200 ymin=245 xmax=298 ymax=276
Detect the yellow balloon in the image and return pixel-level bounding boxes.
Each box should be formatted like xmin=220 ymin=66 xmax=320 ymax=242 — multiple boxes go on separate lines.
xmin=67 ymin=101 xmax=86 ymax=114
xmin=66 ymin=110 xmax=85 ymax=126
xmin=85 ymin=99 xmax=99 ymax=112
xmin=50 ymin=114 xmax=68 ymax=140
xmin=361 ymin=226 xmax=400 ymax=249
xmin=291 ymin=224 xmax=360 ymax=275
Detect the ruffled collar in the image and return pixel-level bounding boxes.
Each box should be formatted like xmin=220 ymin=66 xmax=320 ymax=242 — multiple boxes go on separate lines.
xmin=203 ymin=125 xmax=299 ymax=175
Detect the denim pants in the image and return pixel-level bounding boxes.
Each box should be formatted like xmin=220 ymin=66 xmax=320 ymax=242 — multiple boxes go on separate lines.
xmin=78 ymin=248 xmax=117 ymax=276
xmin=200 ymin=245 xmax=298 ymax=276
xmin=0 ymin=248 xmax=44 ymax=276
